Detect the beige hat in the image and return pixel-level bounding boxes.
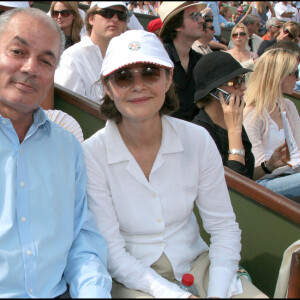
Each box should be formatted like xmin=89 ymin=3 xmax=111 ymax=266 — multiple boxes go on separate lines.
xmin=158 ymin=1 xmax=207 ymax=36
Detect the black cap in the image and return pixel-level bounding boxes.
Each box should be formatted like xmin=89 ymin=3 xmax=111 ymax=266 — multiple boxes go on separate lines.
xmin=193 ymin=51 xmax=252 ymax=102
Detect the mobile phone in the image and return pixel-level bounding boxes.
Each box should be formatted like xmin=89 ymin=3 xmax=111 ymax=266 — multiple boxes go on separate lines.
xmin=209 ymin=87 xmax=231 ymax=104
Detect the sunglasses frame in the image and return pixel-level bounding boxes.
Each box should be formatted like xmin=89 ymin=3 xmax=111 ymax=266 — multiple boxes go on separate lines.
xmin=283 ymin=27 xmax=295 ymax=40
xmin=93 ymin=8 xmax=128 ymax=22
xmin=205 ymin=25 xmax=215 ymax=31
xmin=226 ymin=74 xmax=246 ymax=89
xmin=106 ymin=65 xmax=162 ymax=89
xmin=188 ymin=11 xmax=204 ymax=22
xmin=52 ymin=9 xmax=74 ymax=18
xmin=289 ymin=70 xmax=299 ymax=79
xmin=232 ymin=32 xmax=247 ymax=38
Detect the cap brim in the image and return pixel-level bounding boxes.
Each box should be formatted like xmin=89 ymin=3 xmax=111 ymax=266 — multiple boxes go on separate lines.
xmin=160 ymin=3 xmax=207 ymax=37
xmin=194 ymin=68 xmax=252 ymax=102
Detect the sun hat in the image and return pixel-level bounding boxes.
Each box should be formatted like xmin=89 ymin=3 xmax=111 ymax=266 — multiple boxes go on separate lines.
xmin=158 ymin=1 xmax=207 ymax=36
xmin=0 ymin=1 xmax=29 ymax=8
xmin=147 ymin=17 xmax=163 ymax=33
xmin=193 ymin=51 xmax=252 ymax=102
xmin=90 ymin=1 xmax=129 ymax=12
xmin=101 ymin=30 xmax=174 ymax=77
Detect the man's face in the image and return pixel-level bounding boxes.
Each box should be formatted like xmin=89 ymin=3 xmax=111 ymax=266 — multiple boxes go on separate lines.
xmin=178 ymin=5 xmax=205 ymax=41
xmin=0 ymin=14 xmax=60 ymax=115
xmin=270 ymin=20 xmax=282 ymax=35
xmin=203 ymin=21 xmax=215 ymax=42
xmin=89 ymin=5 xmax=128 ymax=41
xmin=248 ymin=18 xmax=260 ymax=36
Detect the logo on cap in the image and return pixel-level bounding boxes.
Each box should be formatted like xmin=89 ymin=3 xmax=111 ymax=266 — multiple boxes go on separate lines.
xmin=128 ymin=41 xmax=141 ymax=51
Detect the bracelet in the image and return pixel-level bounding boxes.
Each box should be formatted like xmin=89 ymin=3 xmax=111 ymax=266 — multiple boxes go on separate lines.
xmin=261 ymin=161 xmax=272 ymax=174
xmin=228 ymin=149 xmax=245 ymax=157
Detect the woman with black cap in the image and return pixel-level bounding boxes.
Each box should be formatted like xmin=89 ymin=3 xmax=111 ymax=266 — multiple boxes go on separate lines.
xmin=192 ymin=51 xmax=287 ymax=180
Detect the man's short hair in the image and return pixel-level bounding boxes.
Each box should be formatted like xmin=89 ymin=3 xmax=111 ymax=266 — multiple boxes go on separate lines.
xmin=160 ymin=10 xmax=184 ymax=43
xmin=85 ymin=5 xmax=99 ymax=36
xmin=266 ymin=17 xmax=281 ymax=29
xmin=0 ymin=8 xmax=65 ymax=63
xmin=242 ymin=14 xmax=258 ymax=26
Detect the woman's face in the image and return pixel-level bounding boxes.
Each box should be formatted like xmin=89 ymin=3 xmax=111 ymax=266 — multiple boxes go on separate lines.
xmin=53 ymin=2 xmax=75 ymax=33
xmin=232 ymin=27 xmax=247 ymax=46
xmin=219 ymin=74 xmax=247 ymax=98
xmin=105 ymin=63 xmax=173 ymax=123
xmin=281 ymin=64 xmax=298 ymax=95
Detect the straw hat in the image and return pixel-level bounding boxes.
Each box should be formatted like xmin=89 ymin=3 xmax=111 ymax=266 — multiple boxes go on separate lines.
xmin=158 ymin=1 xmax=207 ymax=36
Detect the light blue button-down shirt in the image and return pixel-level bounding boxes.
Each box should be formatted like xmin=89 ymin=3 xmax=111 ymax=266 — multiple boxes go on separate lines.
xmin=0 ymin=108 xmax=112 ymax=298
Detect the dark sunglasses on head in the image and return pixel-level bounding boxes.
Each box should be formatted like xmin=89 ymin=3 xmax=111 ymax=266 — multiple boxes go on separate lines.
xmin=289 ymin=70 xmax=299 ymax=79
xmin=283 ymin=27 xmax=295 ymax=39
xmin=53 ymin=9 xmax=74 ymax=18
xmin=93 ymin=8 xmax=128 ymax=22
xmin=188 ymin=11 xmax=204 ymax=22
xmin=232 ymin=32 xmax=247 ymax=38
xmin=106 ymin=65 xmax=161 ymax=89
xmin=226 ymin=74 xmax=246 ymax=89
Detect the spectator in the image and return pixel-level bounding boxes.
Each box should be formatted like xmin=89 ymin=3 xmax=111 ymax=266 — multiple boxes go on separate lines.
xmin=229 ymin=14 xmax=262 ymax=54
xmin=50 ymin=1 xmax=83 ymax=50
xmin=257 ymin=21 xmax=299 ymax=56
xmin=127 ymin=1 xmax=157 ymax=16
xmin=262 ymin=17 xmax=282 ymax=40
xmin=226 ymin=23 xmax=258 ymax=85
xmin=0 ymin=1 xmax=29 ymax=13
xmin=0 ymin=7 xmax=111 ymax=298
xmin=192 ymin=18 xmax=214 ymax=55
xmin=158 ymin=1 xmax=206 ymax=121
xmin=219 ymin=5 xmax=236 ymax=29
xmin=243 ymin=48 xmax=300 ymax=199
xmin=147 ymin=17 xmax=162 ymax=38
xmin=275 ymin=1 xmax=296 ymax=22
xmin=83 ymin=29 xmax=267 ymax=299
xmin=54 ymin=1 xmax=129 ymax=103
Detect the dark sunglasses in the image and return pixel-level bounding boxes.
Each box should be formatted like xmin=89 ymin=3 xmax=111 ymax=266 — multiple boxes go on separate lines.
xmin=272 ymin=25 xmax=282 ymax=29
xmin=0 ymin=10 xmax=6 ymax=15
xmin=53 ymin=9 xmax=74 ymax=18
xmin=106 ymin=65 xmax=161 ymax=89
xmin=93 ymin=8 xmax=128 ymax=22
xmin=205 ymin=25 xmax=214 ymax=31
xmin=289 ymin=70 xmax=299 ymax=79
xmin=188 ymin=11 xmax=204 ymax=22
xmin=283 ymin=27 xmax=295 ymax=39
xmin=226 ymin=75 xmax=246 ymax=89
xmin=232 ymin=32 xmax=247 ymax=38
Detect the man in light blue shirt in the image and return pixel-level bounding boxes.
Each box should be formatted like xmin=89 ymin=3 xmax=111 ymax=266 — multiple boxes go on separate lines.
xmin=0 ymin=7 xmax=111 ymax=298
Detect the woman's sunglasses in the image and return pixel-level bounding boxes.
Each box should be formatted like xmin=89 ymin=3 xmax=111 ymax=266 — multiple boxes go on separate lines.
xmin=93 ymin=8 xmax=128 ymax=22
xmin=283 ymin=27 xmax=295 ymax=40
xmin=53 ymin=9 xmax=74 ymax=18
xmin=289 ymin=70 xmax=299 ymax=79
xmin=226 ymin=75 xmax=246 ymax=89
xmin=232 ymin=32 xmax=247 ymax=38
xmin=106 ymin=65 xmax=161 ymax=89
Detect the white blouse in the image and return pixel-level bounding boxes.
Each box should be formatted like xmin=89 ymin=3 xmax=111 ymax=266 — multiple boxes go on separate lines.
xmin=83 ymin=116 xmax=242 ymax=298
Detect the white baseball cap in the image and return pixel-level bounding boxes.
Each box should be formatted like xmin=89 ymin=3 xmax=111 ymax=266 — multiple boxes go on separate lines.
xmin=0 ymin=1 xmax=29 ymax=8
xmin=101 ymin=30 xmax=174 ymax=77
xmin=90 ymin=1 xmax=129 ymax=12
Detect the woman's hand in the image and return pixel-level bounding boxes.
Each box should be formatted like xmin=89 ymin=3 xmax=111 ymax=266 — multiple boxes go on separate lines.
xmin=266 ymin=143 xmax=287 ymax=171
xmin=220 ymin=92 xmax=244 ymax=135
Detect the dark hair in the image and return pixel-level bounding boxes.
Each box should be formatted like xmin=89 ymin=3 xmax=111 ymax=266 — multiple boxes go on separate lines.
xmin=160 ymin=10 xmax=184 ymax=43
xmin=195 ymin=94 xmax=213 ymax=108
xmin=100 ymin=69 xmax=179 ymax=124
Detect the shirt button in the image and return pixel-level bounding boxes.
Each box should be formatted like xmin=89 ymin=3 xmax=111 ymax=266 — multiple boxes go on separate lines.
xmin=157 ymin=218 xmax=162 ymax=223
xmin=151 ymin=193 xmax=156 ymax=198
xmin=27 ymin=250 xmax=32 ymax=256
xmin=1 ymin=120 xmax=6 ymax=124
xmin=19 ymin=148 xmax=23 ymax=153
xmin=160 ymin=242 xmax=165 ymax=246
xmin=29 ymin=288 xmax=33 ymax=293
xmin=20 ymin=181 xmax=25 ymax=187
xmin=21 ymin=217 xmax=26 ymax=222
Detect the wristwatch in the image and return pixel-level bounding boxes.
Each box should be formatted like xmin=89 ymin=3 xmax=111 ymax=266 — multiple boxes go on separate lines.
xmin=228 ymin=149 xmax=245 ymax=157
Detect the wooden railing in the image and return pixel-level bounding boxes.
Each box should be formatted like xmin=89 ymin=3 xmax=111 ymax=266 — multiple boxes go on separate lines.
xmin=54 ymin=85 xmax=300 ymax=226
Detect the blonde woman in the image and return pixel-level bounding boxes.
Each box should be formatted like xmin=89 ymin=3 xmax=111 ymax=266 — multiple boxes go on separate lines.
xmin=50 ymin=1 xmax=83 ymax=49
xmin=243 ymin=48 xmax=300 ymax=199
xmin=226 ymin=24 xmax=258 ymax=85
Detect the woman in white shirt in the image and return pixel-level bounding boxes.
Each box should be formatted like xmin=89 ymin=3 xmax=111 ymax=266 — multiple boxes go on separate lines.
xmin=82 ymin=30 xmax=265 ymax=298
xmin=128 ymin=1 xmax=157 ymax=16
xmin=243 ymin=48 xmax=300 ymax=199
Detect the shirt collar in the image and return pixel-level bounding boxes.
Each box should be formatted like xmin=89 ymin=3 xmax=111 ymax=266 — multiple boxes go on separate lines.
xmin=105 ymin=116 xmax=184 ymax=164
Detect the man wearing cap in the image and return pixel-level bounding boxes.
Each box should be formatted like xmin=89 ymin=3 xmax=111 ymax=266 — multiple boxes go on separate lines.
xmin=158 ymin=1 xmax=207 ymax=122
xmin=0 ymin=7 xmax=111 ymax=298
xmin=54 ymin=1 xmax=129 ymax=103
xmin=147 ymin=17 xmax=163 ymax=38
